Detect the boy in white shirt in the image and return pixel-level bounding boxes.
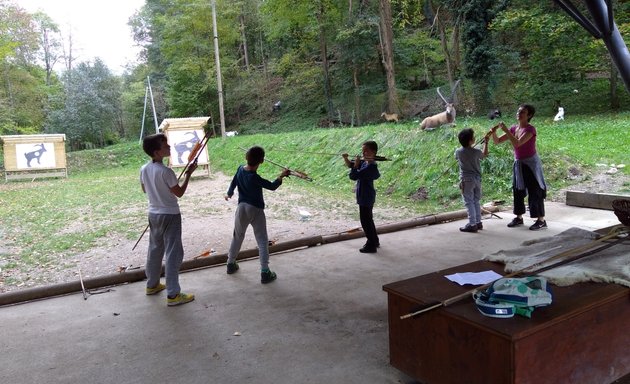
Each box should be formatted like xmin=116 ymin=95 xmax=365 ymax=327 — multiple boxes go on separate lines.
xmin=140 ymin=133 xmax=197 ymax=306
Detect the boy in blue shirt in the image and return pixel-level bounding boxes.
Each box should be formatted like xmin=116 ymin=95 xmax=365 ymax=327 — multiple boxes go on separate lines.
xmin=342 ymin=141 xmax=381 ymax=253
xmin=140 ymin=133 xmax=197 ymax=306
xmin=224 ymin=146 xmax=290 ymax=283
xmin=455 ymin=128 xmax=491 ymax=233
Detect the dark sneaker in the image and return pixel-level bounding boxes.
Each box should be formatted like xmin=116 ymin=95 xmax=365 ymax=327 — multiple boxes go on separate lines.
xmin=227 ymin=262 xmax=239 ymax=275
xmin=507 ymin=217 xmax=524 ymax=228
xmin=529 ymin=220 xmax=547 ymax=231
xmin=261 ymin=270 xmax=277 ymax=284
xmin=459 ymin=224 xmax=478 ymax=233
xmin=359 ymin=245 xmax=377 ymax=253
xmin=476 ymin=222 xmax=483 ymax=230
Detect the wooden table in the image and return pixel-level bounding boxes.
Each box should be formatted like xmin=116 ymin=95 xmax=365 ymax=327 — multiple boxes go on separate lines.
xmin=382 ymin=260 xmax=630 ymax=384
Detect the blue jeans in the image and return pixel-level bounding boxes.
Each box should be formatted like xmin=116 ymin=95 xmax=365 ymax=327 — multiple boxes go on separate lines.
xmin=461 ymin=178 xmax=481 ymax=226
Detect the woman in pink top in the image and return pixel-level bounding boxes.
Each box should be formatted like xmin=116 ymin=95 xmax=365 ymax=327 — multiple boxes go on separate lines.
xmin=492 ymin=104 xmax=548 ymax=231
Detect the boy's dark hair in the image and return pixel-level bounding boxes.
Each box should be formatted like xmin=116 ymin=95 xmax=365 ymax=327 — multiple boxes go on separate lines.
xmin=363 ymin=140 xmax=378 ymax=153
xmin=458 ymin=128 xmax=474 ymax=147
xmin=246 ymin=146 xmax=265 ymax=166
xmin=520 ymin=104 xmax=536 ymax=122
xmin=143 ymin=133 xmax=167 ymax=157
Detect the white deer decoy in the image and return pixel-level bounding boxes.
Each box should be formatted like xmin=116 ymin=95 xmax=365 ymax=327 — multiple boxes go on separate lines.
xmin=554 ymin=106 xmax=565 ymax=121
xmin=420 ymin=80 xmax=460 ymax=130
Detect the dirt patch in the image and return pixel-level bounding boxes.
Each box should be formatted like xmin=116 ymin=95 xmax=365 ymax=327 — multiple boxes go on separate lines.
xmin=2 ymin=166 xmax=627 ymax=293
xmin=549 ymin=166 xmax=629 ymax=203
xmin=0 ymin=172 xmax=419 ymax=292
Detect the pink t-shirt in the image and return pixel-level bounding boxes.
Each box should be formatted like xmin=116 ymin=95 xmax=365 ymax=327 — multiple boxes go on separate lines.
xmin=510 ymin=124 xmax=537 ymax=160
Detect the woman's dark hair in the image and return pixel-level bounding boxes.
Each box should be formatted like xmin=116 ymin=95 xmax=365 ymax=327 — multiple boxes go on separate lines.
xmin=520 ymin=104 xmax=536 ymax=122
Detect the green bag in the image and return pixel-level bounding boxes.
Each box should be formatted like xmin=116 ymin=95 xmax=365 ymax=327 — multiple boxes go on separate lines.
xmin=473 ymin=276 xmax=553 ymax=318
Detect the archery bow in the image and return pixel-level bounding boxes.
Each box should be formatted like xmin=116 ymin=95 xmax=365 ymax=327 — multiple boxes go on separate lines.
xmin=132 ymin=121 xmax=214 ymax=251
xmin=237 ymin=146 xmax=314 ymax=182
xmin=263 ymin=157 xmax=313 ymax=181
xmin=268 ymin=148 xmax=391 ymax=161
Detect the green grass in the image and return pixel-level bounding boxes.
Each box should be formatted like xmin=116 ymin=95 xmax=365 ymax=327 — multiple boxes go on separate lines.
xmin=0 ymin=112 xmax=628 ymax=273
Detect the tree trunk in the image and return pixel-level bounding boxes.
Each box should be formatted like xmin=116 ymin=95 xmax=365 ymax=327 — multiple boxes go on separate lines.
xmin=316 ymin=1 xmax=334 ymax=119
xmin=451 ymin=22 xmax=460 ymax=77
xmin=437 ymin=10 xmax=454 ymax=85
xmin=42 ymin=28 xmax=53 ymax=86
xmin=379 ymin=0 xmax=397 ymax=114
xmin=353 ymin=67 xmax=361 ymax=126
xmin=239 ymin=11 xmax=250 ymax=70
xmin=258 ymin=30 xmax=267 ymax=79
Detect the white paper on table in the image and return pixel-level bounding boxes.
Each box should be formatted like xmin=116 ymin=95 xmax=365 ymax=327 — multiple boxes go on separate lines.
xmin=444 ymin=270 xmax=503 ymax=286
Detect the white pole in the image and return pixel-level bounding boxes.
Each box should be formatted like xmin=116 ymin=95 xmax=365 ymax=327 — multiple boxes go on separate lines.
xmin=147 ymin=76 xmax=159 ymax=133
xmin=139 ymin=86 xmax=148 ymax=144
xmin=211 ymin=0 xmax=226 ymax=137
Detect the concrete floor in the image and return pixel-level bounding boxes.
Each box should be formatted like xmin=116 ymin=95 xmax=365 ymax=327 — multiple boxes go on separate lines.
xmin=0 ymin=202 xmax=626 ymax=384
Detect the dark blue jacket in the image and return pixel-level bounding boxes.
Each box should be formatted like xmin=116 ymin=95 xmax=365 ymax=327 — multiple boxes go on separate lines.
xmin=226 ymin=165 xmax=282 ymax=209
xmin=349 ymin=161 xmax=380 ymax=206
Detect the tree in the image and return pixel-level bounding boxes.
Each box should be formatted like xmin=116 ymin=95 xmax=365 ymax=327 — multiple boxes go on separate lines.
xmin=0 ymin=1 xmax=48 ymax=134
xmin=32 ymin=12 xmax=63 ymax=86
xmin=490 ymin=1 xmax=609 ymax=108
xmin=47 ymin=59 xmax=122 ymax=149
xmin=379 ymin=0 xmax=398 ymax=114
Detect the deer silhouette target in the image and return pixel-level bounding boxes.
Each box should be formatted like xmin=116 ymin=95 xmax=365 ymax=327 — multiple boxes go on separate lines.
xmin=173 ymin=131 xmax=200 ymax=164
xmin=24 ymin=143 xmax=47 ymax=167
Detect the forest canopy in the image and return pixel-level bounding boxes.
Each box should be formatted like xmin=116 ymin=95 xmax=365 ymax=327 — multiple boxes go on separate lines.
xmin=1 ymin=0 xmax=628 ymax=149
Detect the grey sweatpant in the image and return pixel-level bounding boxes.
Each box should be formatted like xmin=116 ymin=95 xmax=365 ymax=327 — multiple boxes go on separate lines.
xmin=227 ymin=202 xmax=270 ymax=270
xmin=146 ymin=213 xmax=183 ymax=297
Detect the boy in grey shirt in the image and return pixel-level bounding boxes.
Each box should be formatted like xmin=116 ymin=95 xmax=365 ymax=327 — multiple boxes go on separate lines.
xmin=454 ymin=128 xmax=491 ymax=233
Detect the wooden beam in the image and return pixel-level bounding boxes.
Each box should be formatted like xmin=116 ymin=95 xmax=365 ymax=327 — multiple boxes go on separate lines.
xmin=565 ymin=190 xmax=630 ymax=210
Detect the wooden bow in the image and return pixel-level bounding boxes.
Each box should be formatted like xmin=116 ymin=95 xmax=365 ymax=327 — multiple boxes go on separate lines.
xmin=356 ymin=155 xmax=390 ymax=162
xmin=238 ymin=146 xmax=313 ymax=182
xmin=265 ymin=157 xmax=314 ymax=182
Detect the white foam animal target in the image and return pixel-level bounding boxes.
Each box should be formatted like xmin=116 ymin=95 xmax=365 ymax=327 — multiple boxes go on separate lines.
xmin=554 ymin=107 xmax=564 ymax=121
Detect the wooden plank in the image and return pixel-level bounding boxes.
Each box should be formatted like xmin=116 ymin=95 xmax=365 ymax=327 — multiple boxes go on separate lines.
xmin=5 ymin=169 xmax=67 ymax=181
xmin=566 ymin=190 xmax=630 ymax=210
xmin=0 ymin=134 xmax=65 ymax=144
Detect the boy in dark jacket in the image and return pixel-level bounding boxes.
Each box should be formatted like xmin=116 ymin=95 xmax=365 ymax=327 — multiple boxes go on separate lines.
xmin=342 ymin=141 xmax=381 ymax=253
xmin=224 ymin=146 xmax=290 ymax=283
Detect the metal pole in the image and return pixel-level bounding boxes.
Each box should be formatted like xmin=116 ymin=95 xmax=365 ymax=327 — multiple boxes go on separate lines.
xmin=147 ymin=76 xmax=159 ymax=133
xmin=211 ymin=0 xmax=226 ymax=137
xmin=139 ymin=86 xmax=148 ymax=144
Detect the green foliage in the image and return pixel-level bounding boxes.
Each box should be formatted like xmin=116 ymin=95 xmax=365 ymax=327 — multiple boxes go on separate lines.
xmin=46 ymin=59 xmax=123 ymax=149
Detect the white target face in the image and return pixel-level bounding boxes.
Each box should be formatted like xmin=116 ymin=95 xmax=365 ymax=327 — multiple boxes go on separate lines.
xmin=15 ymin=143 xmax=55 ymax=169
xmin=167 ymin=129 xmax=208 ymax=166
